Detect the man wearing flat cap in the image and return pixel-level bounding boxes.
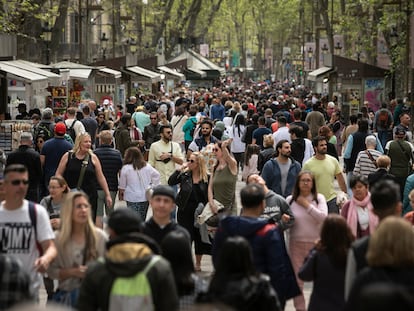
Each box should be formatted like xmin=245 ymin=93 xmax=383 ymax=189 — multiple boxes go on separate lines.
xmin=78 ymin=207 xmax=179 ymax=311
xmin=385 ymin=125 xmax=414 ymax=198
xmin=143 ymin=185 xmax=190 ymax=246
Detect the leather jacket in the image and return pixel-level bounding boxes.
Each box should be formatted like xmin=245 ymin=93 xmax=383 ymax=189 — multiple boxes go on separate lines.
xmin=168 ymin=170 xmax=208 ymax=209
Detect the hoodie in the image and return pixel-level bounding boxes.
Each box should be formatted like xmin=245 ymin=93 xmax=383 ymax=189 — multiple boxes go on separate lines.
xmin=212 ymin=216 xmax=300 ymax=304
xmin=77 ymin=233 xmax=178 ymax=311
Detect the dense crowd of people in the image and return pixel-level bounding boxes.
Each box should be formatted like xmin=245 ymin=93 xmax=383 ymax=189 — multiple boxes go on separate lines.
xmin=1 ymin=84 xmax=414 ymax=310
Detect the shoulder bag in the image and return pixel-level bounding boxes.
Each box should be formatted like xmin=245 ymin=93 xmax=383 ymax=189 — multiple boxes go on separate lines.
xmin=137 ymin=168 xmax=153 ymax=201
xmin=76 ymin=152 xmax=90 ymax=190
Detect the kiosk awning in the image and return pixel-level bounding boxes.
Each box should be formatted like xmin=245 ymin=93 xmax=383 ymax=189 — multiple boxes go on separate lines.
xmin=308 ymin=66 xmax=332 ymax=82
xmin=125 ymin=66 xmax=161 ymax=82
xmin=158 ymin=66 xmax=185 ymax=80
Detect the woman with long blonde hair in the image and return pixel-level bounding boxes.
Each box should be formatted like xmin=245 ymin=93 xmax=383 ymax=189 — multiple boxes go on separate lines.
xmin=168 ymin=152 xmax=210 ymax=271
xmin=47 ymin=191 xmax=107 ymax=307
xmin=56 ymin=132 xmax=112 ymax=221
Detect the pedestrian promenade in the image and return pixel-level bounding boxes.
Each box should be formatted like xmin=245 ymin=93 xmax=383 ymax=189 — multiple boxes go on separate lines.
xmin=40 ymin=171 xmax=312 ymax=309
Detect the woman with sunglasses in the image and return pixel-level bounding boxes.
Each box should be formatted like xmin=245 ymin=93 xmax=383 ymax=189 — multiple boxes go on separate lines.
xmin=208 ymin=139 xmax=238 ymax=218
xmin=168 ymin=151 xmax=210 ymax=271
xmin=47 ymin=191 xmax=107 ymax=308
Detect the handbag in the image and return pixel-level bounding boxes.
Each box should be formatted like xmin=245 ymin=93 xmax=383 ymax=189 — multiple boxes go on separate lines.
xmin=76 ymin=152 xmax=90 ymax=190
xmin=137 ymin=169 xmax=153 ymax=201
xmin=197 ymin=199 xmax=225 ymax=226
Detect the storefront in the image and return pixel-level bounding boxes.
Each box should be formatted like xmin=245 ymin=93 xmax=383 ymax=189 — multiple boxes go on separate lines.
xmin=158 ymin=66 xmax=185 ymax=95
xmin=0 ymin=60 xmax=61 ymax=118
xmin=123 ymin=65 xmax=162 ymax=95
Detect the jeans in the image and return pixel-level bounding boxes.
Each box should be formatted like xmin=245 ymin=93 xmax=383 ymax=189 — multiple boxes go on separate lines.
xmin=377 ymin=130 xmax=391 ymax=150
xmin=127 ymin=201 xmax=149 ymax=221
xmin=327 ymin=197 xmax=340 ymax=214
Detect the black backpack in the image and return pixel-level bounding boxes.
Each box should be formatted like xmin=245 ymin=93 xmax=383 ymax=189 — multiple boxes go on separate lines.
xmin=34 ymin=122 xmax=53 ymax=142
xmin=66 ymin=120 xmax=77 ymax=142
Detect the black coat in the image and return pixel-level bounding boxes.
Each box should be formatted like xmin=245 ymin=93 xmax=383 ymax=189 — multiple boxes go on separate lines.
xmin=168 ymin=170 xmax=208 ymax=209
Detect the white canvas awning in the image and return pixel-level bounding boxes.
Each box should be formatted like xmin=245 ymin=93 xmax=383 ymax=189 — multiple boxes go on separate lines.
xmin=52 ymin=61 xmax=94 ymax=80
xmin=158 ymin=66 xmax=185 ymax=80
xmin=4 ymin=60 xmax=61 ymax=85
xmin=125 ymin=66 xmax=161 ymax=82
xmin=98 ymin=67 xmax=122 ymax=79
xmin=308 ymin=66 xmax=332 ymax=82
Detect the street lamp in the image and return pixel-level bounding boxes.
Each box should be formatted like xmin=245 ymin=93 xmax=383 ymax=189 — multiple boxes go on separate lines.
xmin=100 ymin=32 xmax=109 ymax=60
xmin=42 ymin=22 xmax=52 ymax=65
xmin=321 ymin=43 xmax=329 ymax=54
xmin=390 ymin=27 xmax=399 ymax=100
xmin=334 ymin=41 xmax=343 ymax=54
xmin=307 ymin=47 xmax=313 ymax=70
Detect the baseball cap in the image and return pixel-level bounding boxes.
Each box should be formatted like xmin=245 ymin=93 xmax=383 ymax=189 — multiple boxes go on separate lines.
xmin=395 ymin=126 xmax=407 ymax=136
xmin=54 ymin=122 xmax=66 ymax=135
xmin=152 ymin=185 xmax=176 ymax=202
xmin=107 ymin=208 xmax=143 ymax=235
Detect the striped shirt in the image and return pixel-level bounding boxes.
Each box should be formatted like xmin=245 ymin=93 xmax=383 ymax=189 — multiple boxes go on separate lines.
xmin=353 ymin=149 xmax=383 ymax=178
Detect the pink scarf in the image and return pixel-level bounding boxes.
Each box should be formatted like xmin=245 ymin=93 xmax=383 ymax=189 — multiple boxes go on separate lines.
xmin=347 ymin=192 xmax=378 ymax=237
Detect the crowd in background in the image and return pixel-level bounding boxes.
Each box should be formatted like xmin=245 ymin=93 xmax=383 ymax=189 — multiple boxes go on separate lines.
xmin=1 ymin=81 xmax=414 ymax=310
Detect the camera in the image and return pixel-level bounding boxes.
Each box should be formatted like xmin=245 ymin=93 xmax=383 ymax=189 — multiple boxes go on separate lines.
xmin=50 ymin=213 xmax=60 ymax=220
xmin=162 ymin=157 xmax=171 ymax=164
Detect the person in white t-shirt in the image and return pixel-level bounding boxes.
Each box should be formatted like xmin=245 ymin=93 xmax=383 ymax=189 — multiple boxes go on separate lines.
xmin=0 ymin=164 xmax=57 ymax=297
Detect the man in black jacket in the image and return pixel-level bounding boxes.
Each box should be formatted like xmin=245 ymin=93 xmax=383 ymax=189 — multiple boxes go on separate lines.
xmin=6 ymin=132 xmax=42 ymax=202
xmin=143 ymin=185 xmax=190 ymax=246
xmin=94 ymin=130 xmax=123 ymax=228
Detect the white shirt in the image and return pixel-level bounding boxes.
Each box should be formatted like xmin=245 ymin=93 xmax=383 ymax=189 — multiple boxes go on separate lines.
xmin=229 ymin=125 xmax=246 ymax=153
xmin=273 ymin=126 xmax=291 ymax=147
xmin=64 ymin=118 xmax=86 ymax=137
xmin=0 ymin=200 xmax=55 ymax=293
xmin=119 ymin=164 xmax=160 ymax=202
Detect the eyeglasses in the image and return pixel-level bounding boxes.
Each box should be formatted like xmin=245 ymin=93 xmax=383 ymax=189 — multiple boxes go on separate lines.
xmin=10 ymin=179 xmax=29 ymax=186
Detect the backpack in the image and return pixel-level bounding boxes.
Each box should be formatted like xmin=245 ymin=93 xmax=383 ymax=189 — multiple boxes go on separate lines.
xmin=189 ymin=120 xmax=197 ymax=137
xmin=108 ymin=255 xmax=161 ymax=311
xmin=378 ymin=109 xmax=389 ymax=127
xmin=28 ymin=201 xmax=43 ymax=256
xmin=66 ymin=119 xmax=78 ymax=142
xmin=35 ymin=122 xmax=53 ymax=141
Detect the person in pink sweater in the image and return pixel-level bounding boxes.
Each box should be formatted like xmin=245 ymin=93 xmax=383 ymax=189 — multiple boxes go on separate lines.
xmin=286 ymin=171 xmax=328 ymax=311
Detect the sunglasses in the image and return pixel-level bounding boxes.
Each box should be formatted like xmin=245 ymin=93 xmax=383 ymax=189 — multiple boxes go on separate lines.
xmin=213 ymin=148 xmax=220 ymax=152
xmin=188 ymin=159 xmax=196 ymax=163
xmin=150 ymin=117 xmax=157 ymax=120
xmin=10 ymin=179 xmax=29 ymax=186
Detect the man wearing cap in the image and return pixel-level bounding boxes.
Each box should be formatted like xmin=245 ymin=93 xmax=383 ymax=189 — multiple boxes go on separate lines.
xmin=6 ymin=132 xmax=42 ymax=202
xmin=78 ymin=207 xmax=178 ymax=311
xmin=385 ymin=125 xmax=414 ymax=198
xmin=40 ymin=122 xmax=73 ymax=195
xmin=126 ymin=95 xmax=138 ymax=114
xmin=143 ymin=185 xmax=189 ymax=246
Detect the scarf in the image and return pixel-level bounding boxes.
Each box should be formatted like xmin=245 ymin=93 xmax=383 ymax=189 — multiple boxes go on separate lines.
xmin=347 ymin=192 xmax=378 ymax=237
